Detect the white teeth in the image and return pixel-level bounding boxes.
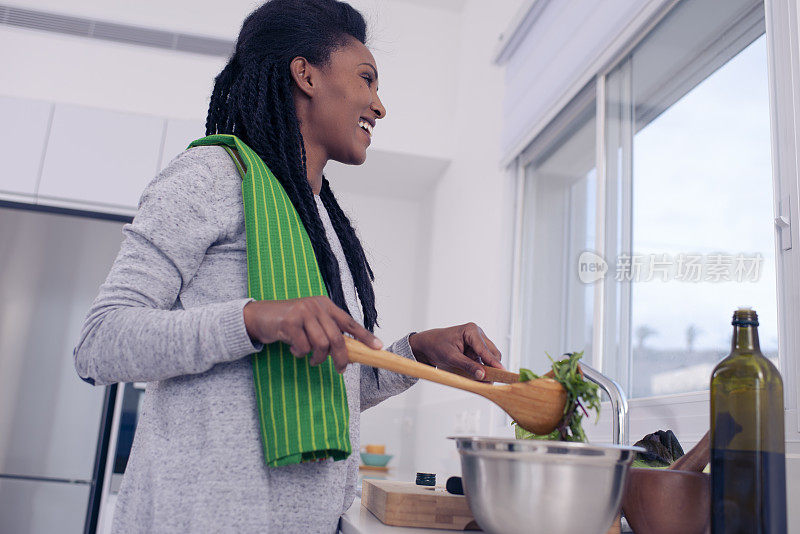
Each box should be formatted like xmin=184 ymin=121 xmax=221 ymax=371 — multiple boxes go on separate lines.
xmin=358 ymin=119 xmax=373 ymax=136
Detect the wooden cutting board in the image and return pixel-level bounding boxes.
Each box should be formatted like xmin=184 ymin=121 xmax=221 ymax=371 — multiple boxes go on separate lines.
xmin=361 ymin=479 xmax=621 ymax=533
xmin=361 ymin=479 xmax=480 ymax=530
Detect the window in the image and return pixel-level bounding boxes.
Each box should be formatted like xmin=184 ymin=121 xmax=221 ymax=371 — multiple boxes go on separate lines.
xmin=516 ymin=0 xmax=778 ymax=402
xmin=602 ymin=1 xmax=775 ymax=398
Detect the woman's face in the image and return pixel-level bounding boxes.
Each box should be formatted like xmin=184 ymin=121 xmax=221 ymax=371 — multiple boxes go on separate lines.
xmin=294 ymin=37 xmax=386 ymax=166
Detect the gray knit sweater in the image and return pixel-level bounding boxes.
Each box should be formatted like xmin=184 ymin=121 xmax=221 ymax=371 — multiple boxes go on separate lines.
xmin=73 ymin=146 xmax=418 ymax=533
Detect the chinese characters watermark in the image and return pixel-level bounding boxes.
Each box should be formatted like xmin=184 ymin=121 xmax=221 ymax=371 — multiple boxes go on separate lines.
xmin=578 ymin=252 xmax=762 ymax=284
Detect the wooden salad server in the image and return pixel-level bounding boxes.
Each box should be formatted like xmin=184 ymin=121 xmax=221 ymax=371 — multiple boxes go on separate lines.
xmin=451 ymin=363 xmax=582 ymax=385
xmin=344 ymin=338 xmax=567 ymax=435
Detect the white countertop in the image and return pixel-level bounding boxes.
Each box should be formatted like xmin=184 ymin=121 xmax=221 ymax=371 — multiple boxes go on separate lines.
xmin=340 ymin=497 xmax=471 ymax=534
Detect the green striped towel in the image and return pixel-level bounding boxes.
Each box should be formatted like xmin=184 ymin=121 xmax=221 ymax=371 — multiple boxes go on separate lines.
xmin=188 ymin=135 xmax=351 ymax=467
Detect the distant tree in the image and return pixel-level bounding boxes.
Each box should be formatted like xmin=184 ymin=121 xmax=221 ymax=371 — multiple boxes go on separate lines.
xmin=685 ymin=324 xmax=700 ymax=352
xmin=635 ymin=325 xmax=657 ymax=350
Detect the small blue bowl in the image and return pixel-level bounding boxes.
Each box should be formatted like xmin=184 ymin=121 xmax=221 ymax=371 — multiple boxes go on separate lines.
xmin=360 ymin=452 xmax=393 ymax=467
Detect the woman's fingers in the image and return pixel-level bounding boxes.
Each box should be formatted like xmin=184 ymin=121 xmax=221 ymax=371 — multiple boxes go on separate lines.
xmin=464 ymin=324 xmax=504 ymax=369
xmin=301 ymin=316 xmax=331 ymax=366
xmin=327 ymin=300 xmax=383 ymax=350
xmin=444 ymin=346 xmax=487 ymax=380
xmin=405 ymin=323 xmax=504 ymax=380
xmin=286 ymin=322 xmax=312 ymax=357
xmin=316 ymin=312 xmax=350 ymax=373
xmin=481 ymin=331 xmax=503 ymax=368
xmin=294 ymin=297 xmax=379 ymax=373
xmin=244 ymin=296 xmax=378 ymax=373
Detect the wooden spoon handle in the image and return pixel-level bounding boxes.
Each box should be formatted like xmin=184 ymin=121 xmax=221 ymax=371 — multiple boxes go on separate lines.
xmin=669 ymin=431 xmax=710 ymax=472
xmin=476 ymin=364 xmax=583 ymax=384
xmin=482 ymin=366 xmax=521 ymax=384
xmin=344 ymin=338 xmax=491 ymax=395
xmin=446 ymin=365 xmax=521 ymax=384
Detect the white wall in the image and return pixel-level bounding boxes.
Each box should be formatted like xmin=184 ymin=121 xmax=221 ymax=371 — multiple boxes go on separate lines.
xmin=334 ymin=190 xmax=426 ymax=346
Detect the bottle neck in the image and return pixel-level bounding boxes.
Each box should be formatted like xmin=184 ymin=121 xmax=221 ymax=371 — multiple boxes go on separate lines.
xmin=731 ymin=325 xmax=761 ymax=353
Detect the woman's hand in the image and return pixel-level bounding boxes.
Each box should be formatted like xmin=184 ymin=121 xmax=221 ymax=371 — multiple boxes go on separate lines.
xmin=408 ymin=322 xmax=503 ymax=380
xmin=243 ymin=296 xmax=382 ymax=373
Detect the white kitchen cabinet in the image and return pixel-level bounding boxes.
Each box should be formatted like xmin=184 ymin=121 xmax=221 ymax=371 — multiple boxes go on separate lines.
xmin=160 ymin=118 xmax=206 ymax=171
xmin=37 ymin=104 xmax=164 ymax=210
xmin=0 ymin=97 xmax=52 ymax=198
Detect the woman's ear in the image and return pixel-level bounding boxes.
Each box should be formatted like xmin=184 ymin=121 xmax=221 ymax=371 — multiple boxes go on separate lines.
xmin=290 ymin=56 xmax=315 ymax=98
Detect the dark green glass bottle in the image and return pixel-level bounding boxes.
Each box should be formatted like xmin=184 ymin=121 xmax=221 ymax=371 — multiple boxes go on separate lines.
xmin=710 ymin=308 xmax=786 ymax=533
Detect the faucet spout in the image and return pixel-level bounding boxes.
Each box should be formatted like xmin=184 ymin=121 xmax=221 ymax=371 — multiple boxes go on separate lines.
xmin=579 ymin=363 xmax=629 ymax=445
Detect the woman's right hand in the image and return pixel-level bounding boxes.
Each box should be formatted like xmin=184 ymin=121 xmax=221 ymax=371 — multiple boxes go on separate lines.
xmin=243 ymin=296 xmax=382 ymax=373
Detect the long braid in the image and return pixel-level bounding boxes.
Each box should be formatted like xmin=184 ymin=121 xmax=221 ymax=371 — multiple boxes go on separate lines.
xmin=205 ymin=61 xmax=236 ymax=138
xmin=320 ymin=179 xmax=378 ymax=331
xmin=204 ymin=0 xmax=378 ymax=335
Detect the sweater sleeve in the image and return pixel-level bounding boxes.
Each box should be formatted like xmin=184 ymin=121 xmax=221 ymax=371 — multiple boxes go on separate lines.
xmin=73 ymin=150 xmax=260 ymax=386
xmin=359 ymin=333 xmax=419 ymax=411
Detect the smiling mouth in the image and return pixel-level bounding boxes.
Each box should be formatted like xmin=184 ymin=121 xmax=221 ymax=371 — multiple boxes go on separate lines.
xmin=358 ymin=118 xmax=373 ymax=136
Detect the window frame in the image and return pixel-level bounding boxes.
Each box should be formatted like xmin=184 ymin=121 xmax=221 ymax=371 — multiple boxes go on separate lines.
xmin=508 ymin=83 xmax=597 ymax=374
xmin=508 ymin=0 xmax=800 ymax=444
xmin=764 ymin=0 xmax=800 ymax=436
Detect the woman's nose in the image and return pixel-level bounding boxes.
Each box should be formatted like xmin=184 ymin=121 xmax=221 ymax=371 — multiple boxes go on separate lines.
xmin=372 ymin=94 xmax=386 ymax=119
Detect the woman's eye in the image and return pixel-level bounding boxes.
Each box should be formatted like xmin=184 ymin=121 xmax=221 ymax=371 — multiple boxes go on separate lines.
xmin=361 ymin=75 xmax=373 ymax=86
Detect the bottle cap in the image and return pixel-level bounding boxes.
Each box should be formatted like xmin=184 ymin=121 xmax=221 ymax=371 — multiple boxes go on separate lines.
xmin=415 ymin=472 xmax=436 ymax=486
xmin=732 ymin=307 xmax=758 ymax=326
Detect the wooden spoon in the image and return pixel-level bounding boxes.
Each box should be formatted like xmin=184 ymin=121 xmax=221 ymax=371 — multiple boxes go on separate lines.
xmin=452 ymin=363 xmax=583 ymax=384
xmin=446 ymin=364 xmax=521 ymax=384
xmin=344 ymin=338 xmax=567 ymax=435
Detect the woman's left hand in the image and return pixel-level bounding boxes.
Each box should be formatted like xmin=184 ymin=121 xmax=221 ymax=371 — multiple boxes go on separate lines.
xmin=408 ymin=322 xmax=503 ymax=380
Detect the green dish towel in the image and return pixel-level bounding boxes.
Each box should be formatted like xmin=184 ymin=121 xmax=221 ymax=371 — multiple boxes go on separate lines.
xmin=188 ymin=135 xmax=351 ymax=467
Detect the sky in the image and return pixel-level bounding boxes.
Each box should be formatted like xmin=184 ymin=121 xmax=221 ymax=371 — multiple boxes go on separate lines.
xmin=630 ymin=35 xmax=777 ymax=353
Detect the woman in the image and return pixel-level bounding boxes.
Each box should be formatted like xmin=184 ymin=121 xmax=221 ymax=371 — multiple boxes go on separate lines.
xmin=74 ymin=0 xmax=503 ymax=531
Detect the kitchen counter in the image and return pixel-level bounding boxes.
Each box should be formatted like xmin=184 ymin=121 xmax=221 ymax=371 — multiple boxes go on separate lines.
xmin=339 ymin=498 xmax=635 ymax=533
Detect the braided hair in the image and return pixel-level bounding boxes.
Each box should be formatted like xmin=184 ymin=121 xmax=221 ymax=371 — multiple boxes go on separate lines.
xmin=205 ymin=0 xmax=378 ymax=333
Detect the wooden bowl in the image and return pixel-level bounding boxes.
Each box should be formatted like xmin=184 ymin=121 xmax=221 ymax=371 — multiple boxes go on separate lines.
xmin=622 ymin=468 xmax=710 ymax=534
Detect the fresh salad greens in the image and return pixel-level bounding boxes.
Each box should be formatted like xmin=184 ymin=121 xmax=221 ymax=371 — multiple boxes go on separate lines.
xmin=512 ymin=351 xmax=601 ymax=442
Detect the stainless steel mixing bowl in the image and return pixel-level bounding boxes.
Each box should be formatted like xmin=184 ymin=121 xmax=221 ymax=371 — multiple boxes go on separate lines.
xmin=451 ymin=437 xmax=643 ymax=534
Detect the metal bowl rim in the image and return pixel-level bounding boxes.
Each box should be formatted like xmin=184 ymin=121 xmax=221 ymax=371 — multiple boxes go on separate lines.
xmin=448 ymin=435 xmax=644 ymax=457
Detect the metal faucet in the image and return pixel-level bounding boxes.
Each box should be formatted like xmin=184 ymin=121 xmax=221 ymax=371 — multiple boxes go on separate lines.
xmin=579 ymin=363 xmax=629 ymax=445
